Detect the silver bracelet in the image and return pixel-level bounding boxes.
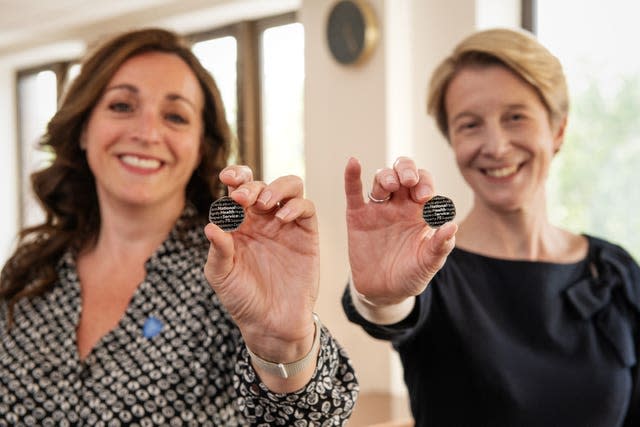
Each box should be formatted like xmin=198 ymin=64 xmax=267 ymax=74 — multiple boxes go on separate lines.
xmin=246 ymin=313 xmax=321 ymax=379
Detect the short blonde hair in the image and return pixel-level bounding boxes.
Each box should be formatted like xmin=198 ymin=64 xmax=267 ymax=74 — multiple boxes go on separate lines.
xmin=427 ymin=28 xmax=568 ymax=139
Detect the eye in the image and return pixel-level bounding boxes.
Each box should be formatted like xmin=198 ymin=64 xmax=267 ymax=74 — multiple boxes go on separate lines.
xmin=457 ymin=121 xmax=478 ymax=132
xmin=109 ymin=102 xmax=133 ymax=113
xmin=507 ymin=112 xmax=526 ymax=123
xmin=166 ymin=113 xmax=188 ymax=124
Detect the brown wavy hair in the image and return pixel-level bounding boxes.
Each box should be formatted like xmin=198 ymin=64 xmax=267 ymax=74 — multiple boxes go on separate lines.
xmin=1 ymin=28 xmax=231 ymax=323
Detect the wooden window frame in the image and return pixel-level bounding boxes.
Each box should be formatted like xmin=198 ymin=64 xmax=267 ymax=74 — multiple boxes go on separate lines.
xmin=521 ymin=0 xmax=537 ymax=33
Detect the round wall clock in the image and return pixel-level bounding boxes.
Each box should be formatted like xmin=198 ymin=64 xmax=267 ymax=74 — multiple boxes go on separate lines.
xmin=326 ymin=0 xmax=379 ymax=66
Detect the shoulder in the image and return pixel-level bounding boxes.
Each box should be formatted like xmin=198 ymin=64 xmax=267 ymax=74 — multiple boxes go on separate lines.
xmin=586 ymin=234 xmax=639 ymax=268
xmin=585 ymin=234 xmax=640 ymax=297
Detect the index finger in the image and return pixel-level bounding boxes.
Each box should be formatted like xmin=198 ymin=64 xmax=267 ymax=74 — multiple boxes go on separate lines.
xmin=256 ymin=174 xmax=305 ymax=211
xmin=219 ymin=165 xmax=254 ymax=193
xmin=409 ymin=168 xmax=435 ymax=204
xmin=392 ymin=157 xmax=419 ymax=187
xmin=345 ymin=157 xmax=365 ymax=210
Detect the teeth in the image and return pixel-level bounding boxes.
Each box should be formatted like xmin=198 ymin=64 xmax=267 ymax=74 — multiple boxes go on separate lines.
xmin=120 ymin=155 xmax=161 ymax=170
xmin=485 ymin=165 xmax=518 ymax=178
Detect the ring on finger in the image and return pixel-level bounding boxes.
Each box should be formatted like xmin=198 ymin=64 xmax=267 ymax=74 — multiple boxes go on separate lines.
xmin=368 ymin=192 xmax=391 ymax=204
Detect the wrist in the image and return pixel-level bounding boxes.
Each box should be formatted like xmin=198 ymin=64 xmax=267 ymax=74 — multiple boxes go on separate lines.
xmin=245 ymin=313 xmax=321 ymax=379
xmin=349 ymin=276 xmax=415 ymax=325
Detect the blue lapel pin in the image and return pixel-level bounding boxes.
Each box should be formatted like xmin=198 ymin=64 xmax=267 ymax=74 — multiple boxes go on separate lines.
xmin=143 ymin=316 xmax=164 ymax=338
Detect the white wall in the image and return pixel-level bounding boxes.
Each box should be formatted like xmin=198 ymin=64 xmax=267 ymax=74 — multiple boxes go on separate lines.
xmin=302 ymin=0 xmax=519 ymax=414
xmin=302 ymin=0 xmax=392 ymax=393
xmin=0 ymin=0 xmax=520 ymax=417
xmin=0 ymin=66 xmax=19 ymax=263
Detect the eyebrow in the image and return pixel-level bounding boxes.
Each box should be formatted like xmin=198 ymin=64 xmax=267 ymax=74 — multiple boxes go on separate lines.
xmin=104 ymin=83 xmax=198 ymax=110
xmin=504 ymin=103 xmax=529 ymax=111
xmin=450 ymin=111 xmax=477 ymax=123
xmin=451 ymin=103 xmax=530 ymax=123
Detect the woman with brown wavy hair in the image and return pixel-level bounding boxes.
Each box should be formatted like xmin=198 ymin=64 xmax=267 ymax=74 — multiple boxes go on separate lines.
xmin=0 ymin=28 xmax=357 ymax=425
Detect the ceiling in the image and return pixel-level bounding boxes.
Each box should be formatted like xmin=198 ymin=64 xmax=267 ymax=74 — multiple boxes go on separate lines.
xmin=0 ymin=0 xmax=297 ymax=57
xmin=0 ymin=0 xmax=168 ymax=55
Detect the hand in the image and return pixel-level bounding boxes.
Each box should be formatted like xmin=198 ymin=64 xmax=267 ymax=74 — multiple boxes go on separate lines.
xmin=345 ymin=157 xmax=457 ymax=307
xmin=204 ymin=165 xmax=319 ymax=364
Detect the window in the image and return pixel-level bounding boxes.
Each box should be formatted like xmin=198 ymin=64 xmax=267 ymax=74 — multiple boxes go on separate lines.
xmin=190 ymin=13 xmax=305 ymax=182
xmin=192 ymin=35 xmax=239 ymax=140
xmin=16 ymin=67 xmax=61 ymax=228
xmin=260 ymin=21 xmax=305 ymax=184
xmin=531 ymin=1 xmax=640 ymax=260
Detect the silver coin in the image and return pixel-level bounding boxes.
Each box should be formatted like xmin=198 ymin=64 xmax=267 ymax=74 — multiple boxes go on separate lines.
xmin=209 ymin=196 xmax=245 ymax=232
xmin=422 ymin=195 xmax=456 ymax=228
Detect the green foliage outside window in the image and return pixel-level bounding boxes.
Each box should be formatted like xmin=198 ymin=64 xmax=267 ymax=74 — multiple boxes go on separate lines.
xmin=548 ymin=75 xmax=640 ymax=262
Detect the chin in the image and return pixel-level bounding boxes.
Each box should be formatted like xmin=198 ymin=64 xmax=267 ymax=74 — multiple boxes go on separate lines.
xmin=114 ymin=189 xmax=161 ymax=207
xmin=489 ymin=198 xmax=527 ymax=214
xmin=477 ymin=192 xmax=524 ymax=213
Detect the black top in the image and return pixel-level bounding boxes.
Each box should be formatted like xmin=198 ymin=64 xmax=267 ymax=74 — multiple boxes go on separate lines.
xmin=344 ymin=235 xmax=640 ymax=427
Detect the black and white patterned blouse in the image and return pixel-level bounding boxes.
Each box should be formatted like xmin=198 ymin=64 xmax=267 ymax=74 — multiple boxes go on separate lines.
xmin=0 ymin=209 xmax=359 ymax=426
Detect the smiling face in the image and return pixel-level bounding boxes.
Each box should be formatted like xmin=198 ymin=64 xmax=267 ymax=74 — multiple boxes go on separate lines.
xmin=83 ymin=51 xmax=204 ymax=213
xmin=445 ymin=64 xmax=566 ymax=214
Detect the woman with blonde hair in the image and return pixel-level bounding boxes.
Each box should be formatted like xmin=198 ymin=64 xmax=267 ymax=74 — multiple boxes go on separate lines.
xmin=343 ymin=28 xmax=639 ymax=426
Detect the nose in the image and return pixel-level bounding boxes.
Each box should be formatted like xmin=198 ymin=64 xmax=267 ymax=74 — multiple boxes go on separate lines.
xmin=132 ymin=108 xmax=162 ymax=144
xmin=480 ymin=123 xmax=510 ymax=157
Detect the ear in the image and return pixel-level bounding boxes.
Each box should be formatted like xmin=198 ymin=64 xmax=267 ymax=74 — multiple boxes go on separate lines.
xmin=80 ymin=128 xmax=88 ymax=151
xmin=552 ymin=115 xmax=568 ymax=155
xmin=197 ymin=136 xmax=205 ymax=164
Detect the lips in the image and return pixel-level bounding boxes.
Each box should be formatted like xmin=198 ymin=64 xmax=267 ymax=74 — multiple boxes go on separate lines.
xmin=483 ymin=164 xmax=519 ymax=178
xmin=119 ymin=154 xmax=163 ymax=170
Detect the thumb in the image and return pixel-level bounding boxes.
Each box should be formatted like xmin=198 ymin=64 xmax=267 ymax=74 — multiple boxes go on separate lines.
xmin=203 ymin=223 xmax=235 ymax=288
xmin=423 ymin=222 xmax=457 ymax=274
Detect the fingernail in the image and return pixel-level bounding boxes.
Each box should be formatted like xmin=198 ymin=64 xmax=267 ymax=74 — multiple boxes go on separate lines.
xmin=401 ymin=170 xmax=417 ymax=182
xmin=234 ymin=187 xmax=249 ymax=198
xmin=276 ymin=207 xmax=291 ymax=220
xmin=240 ymin=166 xmax=252 ymax=178
xmin=384 ymin=175 xmax=396 ymax=185
xmin=258 ymin=190 xmax=272 ymax=206
xmin=221 ymin=169 xmax=235 ymax=179
xmin=416 ymin=186 xmax=433 ymax=200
